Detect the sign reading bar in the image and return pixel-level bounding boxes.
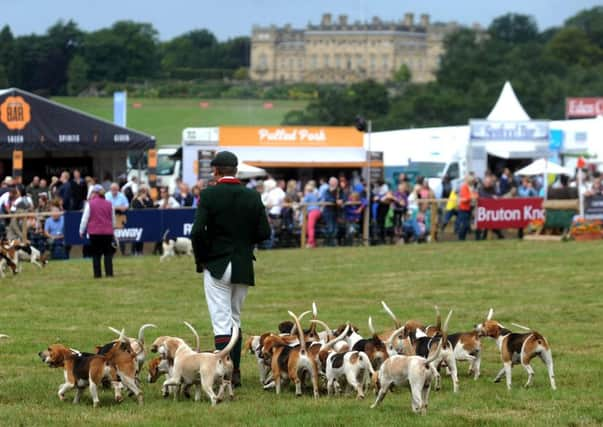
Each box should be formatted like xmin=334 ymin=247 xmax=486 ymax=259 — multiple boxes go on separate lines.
xmin=566 ymin=97 xmax=603 ymax=119
xmin=219 ymin=126 xmax=363 ymax=147
xmin=476 ymin=198 xmax=544 ymax=229
xmin=470 ymin=120 xmax=549 ymax=141
xmin=585 ymin=195 xmax=603 ymax=220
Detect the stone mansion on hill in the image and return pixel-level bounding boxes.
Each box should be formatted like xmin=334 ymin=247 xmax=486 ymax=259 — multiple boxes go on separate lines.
xmin=250 ymin=13 xmax=475 ymax=84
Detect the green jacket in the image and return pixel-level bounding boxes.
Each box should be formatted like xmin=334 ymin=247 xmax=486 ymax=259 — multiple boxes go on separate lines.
xmin=191 ymin=181 xmax=271 ymax=285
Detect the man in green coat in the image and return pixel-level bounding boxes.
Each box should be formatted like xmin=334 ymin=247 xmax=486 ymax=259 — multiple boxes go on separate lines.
xmin=191 ymin=151 xmax=270 ymax=387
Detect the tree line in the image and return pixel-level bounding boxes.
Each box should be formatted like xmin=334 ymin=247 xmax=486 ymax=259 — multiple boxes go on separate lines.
xmin=0 ymin=8 xmax=602 ymax=130
xmin=0 ymin=20 xmax=250 ymax=95
xmin=284 ymin=8 xmax=603 ymax=129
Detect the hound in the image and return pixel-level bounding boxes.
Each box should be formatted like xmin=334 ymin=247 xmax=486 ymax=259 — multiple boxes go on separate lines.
xmin=350 ymin=317 xmax=388 ymax=370
xmin=371 ymin=326 xmax=442 ymax=414
xmin=162 ymin=320 xmax=237 ymax=405
xmin=403 ymin=310 xmax=458 ymax=392
xmin=38 ymin=330 xmax=143 ymax=407
xmin=159 ymin=230 xmax=193 ymax=262
xmin=316 ymin=323 xmax=374 ymax=399
xmin=13 ymin=240 xmax=48 ymax=271
xmin=260 ymin=312 xmax=320 ymax=398
xmin=107 ymin=324 xmax=156 ymax=374
xmin=475 ymin=308 xmax=556 ymax=391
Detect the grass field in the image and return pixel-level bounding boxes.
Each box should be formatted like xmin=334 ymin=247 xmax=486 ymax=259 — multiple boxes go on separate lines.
xmin=52 ymin=97 xmax=307 ymax=146
xmin=1 ymin=241 xmax=602 ymax=427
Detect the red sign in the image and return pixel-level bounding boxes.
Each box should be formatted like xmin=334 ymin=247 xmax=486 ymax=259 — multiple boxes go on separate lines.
xmin=200 ymin=101 xmax=209 ymax=109
xmin=263 ymin=102 xmax=274 ymax=109
xmin=566 ymin=97 xmax=603 ymax=118
xmin=476 ymin=198 xmax=544 ymax=229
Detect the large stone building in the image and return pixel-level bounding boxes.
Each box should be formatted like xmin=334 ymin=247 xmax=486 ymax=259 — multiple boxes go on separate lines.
xmin=250 ymin=13 xmax=464 ymax=84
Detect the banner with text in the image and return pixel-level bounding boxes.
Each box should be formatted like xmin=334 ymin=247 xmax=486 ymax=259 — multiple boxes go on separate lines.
xmin=469 ymin=120 xmax=549 ymax=141
xmin=64 ymin=208 xmax=195 ymax=245
xmin=566 ymin=97 xmax=603 ymax=119
xmin=219 ymin=126 xmax=363 ymax=147
xmin=585 ymin=195 xmax=603 ymax=220
xmin=476 ymin=198 xmax=544 ymax=230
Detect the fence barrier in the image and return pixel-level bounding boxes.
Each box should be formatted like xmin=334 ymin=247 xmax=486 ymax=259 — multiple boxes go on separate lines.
xmin=0 ymin=197 xmax=581 ymax=249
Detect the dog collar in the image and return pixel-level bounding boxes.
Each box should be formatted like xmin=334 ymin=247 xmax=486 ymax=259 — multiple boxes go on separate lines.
xmin=218 ymin=177 xmax=241 ymax=185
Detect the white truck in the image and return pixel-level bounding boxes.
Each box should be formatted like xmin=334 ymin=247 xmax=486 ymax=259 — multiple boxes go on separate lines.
xmin=127 ymin=146 xmax=181 ymax=194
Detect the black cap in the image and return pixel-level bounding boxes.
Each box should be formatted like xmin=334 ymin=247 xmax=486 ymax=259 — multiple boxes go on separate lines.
xmin=210 ymin=151 xmax=238 ymax=167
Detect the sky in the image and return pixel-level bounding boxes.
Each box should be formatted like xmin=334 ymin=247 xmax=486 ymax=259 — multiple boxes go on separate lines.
xmin=1 ymin=0 xmax=600 ymax=40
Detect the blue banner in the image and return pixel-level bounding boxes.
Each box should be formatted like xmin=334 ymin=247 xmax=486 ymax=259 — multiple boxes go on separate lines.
xmin=113 ymin=91 xmax=127 ymax=127
xmin=65 ymin=208 xmax=196 ymax=245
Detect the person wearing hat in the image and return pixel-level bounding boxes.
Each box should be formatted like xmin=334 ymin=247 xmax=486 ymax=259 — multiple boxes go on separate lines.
xmin=79 ymin=184 xmax=116 ymax=278
xmin=191 ymin=150 xmax=271 ymax=387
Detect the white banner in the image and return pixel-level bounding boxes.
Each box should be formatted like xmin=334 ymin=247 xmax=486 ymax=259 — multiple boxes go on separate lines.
xmin=470 ymin=120 xmax=549 ymax=141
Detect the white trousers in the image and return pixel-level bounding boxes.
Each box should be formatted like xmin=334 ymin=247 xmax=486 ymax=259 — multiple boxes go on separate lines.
xmin=204 ymin=262 xmax=248 ymax=336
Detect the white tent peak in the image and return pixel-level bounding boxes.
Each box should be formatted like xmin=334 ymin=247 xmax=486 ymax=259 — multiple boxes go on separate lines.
xmin=487 ymin=81 xmax=530 ymax=121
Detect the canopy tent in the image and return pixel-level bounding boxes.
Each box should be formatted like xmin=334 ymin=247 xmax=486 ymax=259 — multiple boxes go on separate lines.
xmin=0 ymin=88 xmax=155 ymax=151
xmin=486 ymin=81 xmax=531 ymax=121
xmin=469 ymin=81 xmax=550 ymax=178
xmin=516 ymin=158 xmax=572 ymax=176
xmin=236 ymin=162 xmax=267 ymax=179
xmin=0 ymin=88 xmax=155 ymax=182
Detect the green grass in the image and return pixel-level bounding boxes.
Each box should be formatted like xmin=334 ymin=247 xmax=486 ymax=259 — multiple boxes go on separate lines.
xmin=52 ymin=97 xmax=307 ymax=146
xmin=1 ymin=241 xmax=602 ymax=426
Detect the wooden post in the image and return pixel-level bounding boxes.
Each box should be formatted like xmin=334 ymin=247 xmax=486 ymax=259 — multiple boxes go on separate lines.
xmin=148 ymin=148 xmax=158 ymax=200
xmin=12 ymin=150 xmax=23 ymax=185
xmin=430 ymin=201 xmax=438 ymax=242
xmin=363 ymin=204 xmax=370 ymax=246
xmin=21 ymin=214 xmax=28 ymax=242
xmin=300 ymin=205 xmax=307 ymax=249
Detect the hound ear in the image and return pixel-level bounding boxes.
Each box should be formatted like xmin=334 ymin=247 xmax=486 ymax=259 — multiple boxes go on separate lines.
xmin=486 ymin=308 xmax=494 ymax=321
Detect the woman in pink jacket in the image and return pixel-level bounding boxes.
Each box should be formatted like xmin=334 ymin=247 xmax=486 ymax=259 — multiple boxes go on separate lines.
xmin=79 ymin=184 xmax=115 ymax=278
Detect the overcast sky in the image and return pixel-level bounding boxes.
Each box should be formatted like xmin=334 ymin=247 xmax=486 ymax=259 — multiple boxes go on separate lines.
xmin=1 ymin=0 xmax=600 ymax=40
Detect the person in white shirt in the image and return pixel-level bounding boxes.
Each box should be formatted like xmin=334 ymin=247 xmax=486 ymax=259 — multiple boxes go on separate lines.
xmin=263 ymin=179 xmax=285 ymax=218
xmin=156 ymin=187 xmax=180 ymax=209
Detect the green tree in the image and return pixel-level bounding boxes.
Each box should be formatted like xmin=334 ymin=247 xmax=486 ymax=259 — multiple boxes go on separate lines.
xmin=565 ymin=6 xmax=603 ymax=48
xmin=84 ymin=21 xmax=159 ymax=82
xmin=67 ymin=55 xmax=89 ymax=95
xmin=0 ymin=25 xmax=14 ymax=85
xmin=488 ymin=13 xmax=539 ymax=44
xmin=546 ymin=27 xmax=603 ymax=67
xmin=0 ymin=65 xmax=8 ymax=88
xmin=393 ymin=64 xmax=412 ymax=84
xmin=233 ymin=67 xmax=249 ymax=81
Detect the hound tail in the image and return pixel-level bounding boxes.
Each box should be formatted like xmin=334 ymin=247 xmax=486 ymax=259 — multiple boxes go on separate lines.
xmin=312 ymin=321 xmax=349 ymax=351
xmin=511 ymin=322 xmax=532 ymax=331
xmin=216 ymin=319 xmax=239 ymax=359
xmin=289 ymin=311 xmax=307 ymax=354
xmin=309 ymin=302 xmax=318 ymax=337
xmin=381 ymin=301 xmax=401 ymax=329
xmin=441 ymin=310 xmax=453 ymax=350
xmin=310 ymin=319 xmax=335 ymax=342
xmin=386 ymin=325 xmax=406 ymax=355
xmin=434 ymin=306 xmax=441 ymax=330
xmin=137 ymin=324 xmax=157 ymax=345
xmin=183 ymin=321 xmax=200 ymax=352
xmin=290 ymin=309 xmax=312 ymax=335
xmin=162 ymin=229 xmax=170 ymax=243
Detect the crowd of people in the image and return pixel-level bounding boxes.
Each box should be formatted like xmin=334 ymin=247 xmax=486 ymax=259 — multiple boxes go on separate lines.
xmin=1 ymin=163 xmax=601 ymax=257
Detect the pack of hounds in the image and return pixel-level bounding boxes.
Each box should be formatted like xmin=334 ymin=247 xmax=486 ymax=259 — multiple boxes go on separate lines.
xmin=1 ymin=303 xmax=556 ymax=414
xmin=0 ymin=239 xmax=47 ymax=277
